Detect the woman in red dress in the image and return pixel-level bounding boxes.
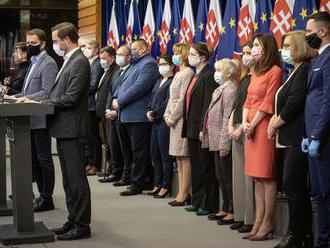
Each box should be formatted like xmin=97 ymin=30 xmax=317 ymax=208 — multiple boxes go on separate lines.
xmin=242 ymin=34 xmax=282 ymax=241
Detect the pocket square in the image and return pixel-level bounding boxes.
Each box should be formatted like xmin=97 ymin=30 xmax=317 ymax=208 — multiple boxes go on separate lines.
xmin=313 ymin=68 xmax=320 ymax=71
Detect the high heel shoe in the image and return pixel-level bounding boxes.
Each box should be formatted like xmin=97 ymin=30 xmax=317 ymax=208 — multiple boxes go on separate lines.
xmin=249 ymin=229 xmax=274 ymax=241
xmin=147 ymin=187 xmax=161 ymax=196
xmin=242 ymin=232 xmax=257 ymax=239
xmin=170 ymin=195 xmax=191 ymax=207
xmin=154 ymin=189 xmax=171 ymax=198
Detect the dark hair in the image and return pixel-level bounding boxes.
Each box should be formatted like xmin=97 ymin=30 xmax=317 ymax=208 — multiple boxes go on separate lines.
xmin=133 ymin=38 xmax=148 ymax=48
xmin=240 ymin=41 xmax=253 ymax=80
xmin=307 ymin=11 xmax=330 ymax=24
xmin=253 ymin=33 xmax=281 ymax=75
xmin=100 ymin=46 xmax=116 ymax=57
xmin=26 ymin=28 xmax=47 ymax=42
xmin=158 ymin=54 xmax=173 ymax=65
xmin=52 ymin=22 xmax=79 ymax=44
xmin=242 ymin=40 xmax=253 ymax=49
xmin=15 ymin=41 xmax=27 ymax=51
xmin=191 ymin=42 xmax=214 ymax=61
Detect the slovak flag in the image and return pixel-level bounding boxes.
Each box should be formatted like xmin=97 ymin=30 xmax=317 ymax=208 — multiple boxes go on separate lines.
xmin=179 ymin=0 xmax=195 ymax=44
xmin=205 ymin=0 xmax=222 ymax=49
xmin=320 ymin=0 xmax=330 ymax=13
xmin=237 ymin=0 xmax=256 ymax=46
xmin=270 ymin=0 xmax=295 ymax=47
xmin=126 ymin=0 xmax=135 ymax=44
xmin=141 ymin=0 xmax=155 ymax=49
xmin=159 ymin=0 xmax=171 ymax=54
xmin=107 ymin=2 xmax=119 ymax=49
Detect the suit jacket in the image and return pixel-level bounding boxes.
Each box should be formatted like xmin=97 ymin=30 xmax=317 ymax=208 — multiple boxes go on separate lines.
xmin=277 ymin=62 xmax=309 ymax=146
xmin=182 ymin=64 xmax=218 ymax=140
xmin=202 ymin=81 xmax=237 ymax=151
xmin=147 ymin=77 xmax=172 ymax=121
xmin=6 ymin=61 xmax=30 ymax=95
xmin=19 ymin=52 xmax=58 ymax=129
xmin=45 ymin=49 xmax=90 ymax=139
xmin=115 ymin=54 xmax=159 ymax=123
xmin=95 ymin=63 xmax=118 ymax=118
xmin=88 ymin=57 xmax=104 ymax=111
xmin=305 ymin=45 xmax=330 ymax=142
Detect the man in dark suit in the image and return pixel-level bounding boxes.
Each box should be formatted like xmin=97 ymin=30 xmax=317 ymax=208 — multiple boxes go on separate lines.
xmin=100 ymin=45 xmax=132 ymax=185
xmin=83 ymin=40 xmax=104 ymax=176
xmin=44 ymin=22 xmax=91 ymax=240
xmin=112 ymin=39 xmax=159 ymax=196
xmin=15 ymin=29 xmax=57 ymax=212
xmin=4 ymin=42 xmax=30 ymax=95
xmin=303 ymin=12 xmax=330 ymax=248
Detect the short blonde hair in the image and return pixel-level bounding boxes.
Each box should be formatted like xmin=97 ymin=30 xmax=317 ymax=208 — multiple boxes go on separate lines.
xmin=172 ymin=43 xmax=190 ymax=65
xmin=214 ymin=58 xmax=240 ymax=80
xmin=282 ymin=31 xmax=315 ymax=62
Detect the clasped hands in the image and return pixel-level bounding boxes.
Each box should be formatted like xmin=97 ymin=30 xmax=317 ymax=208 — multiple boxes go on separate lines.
xmin=301 ymin=138 xmax=320 ymax=157
xmin=242 ymin=122 xmax=254 ymax=139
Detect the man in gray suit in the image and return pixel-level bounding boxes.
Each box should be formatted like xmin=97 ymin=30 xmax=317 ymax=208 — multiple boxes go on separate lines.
xmin=16 ymin=28 xmax=57 ymax=212
xmin=44 ymin=22 xmax=91 ymax=241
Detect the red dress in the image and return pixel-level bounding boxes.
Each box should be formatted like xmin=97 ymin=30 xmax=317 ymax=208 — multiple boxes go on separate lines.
xmin=244 ymin=65 xmax=282 ymax=178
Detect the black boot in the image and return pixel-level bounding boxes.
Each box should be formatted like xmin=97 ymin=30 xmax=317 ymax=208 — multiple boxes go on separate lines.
xmin=274 ymin=232 xmax=304 ymax=248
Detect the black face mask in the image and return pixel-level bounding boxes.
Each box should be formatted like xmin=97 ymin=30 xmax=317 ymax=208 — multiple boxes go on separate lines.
xmin=305 ymin=33 xmax=322 ymax=49
xmin=27 ymin=44 xmax=42 ymax=57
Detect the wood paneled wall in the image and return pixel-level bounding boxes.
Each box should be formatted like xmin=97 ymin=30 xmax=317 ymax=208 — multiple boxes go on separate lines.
xmin=78 ymin=0 xmax=102 ymax=45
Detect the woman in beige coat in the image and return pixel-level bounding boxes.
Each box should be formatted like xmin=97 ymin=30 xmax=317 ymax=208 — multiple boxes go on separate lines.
xmin=201 ymin=58 xmax=238 ymax=224
xmin=164 ymin=43 xmax=194 ymax=206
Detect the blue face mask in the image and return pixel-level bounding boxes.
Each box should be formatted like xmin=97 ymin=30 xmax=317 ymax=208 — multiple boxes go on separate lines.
xmin=131 ymin=50 xmax=140 ymax=62
xmin=214 ymin=71 xmax=225 ymax=85
xmin=172 ymin=55 xmax=182 ymax=66
xmin=281 ymin=49 xmax=294 ymax=65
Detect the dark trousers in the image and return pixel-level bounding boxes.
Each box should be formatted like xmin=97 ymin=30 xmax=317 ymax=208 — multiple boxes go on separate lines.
xmin=215 ymin=151 xmax=233 ymax=213
xmin=315 ymin=195 xmax=330 ymax=248
xmin=86 ymin=111 xmax=102 ymax=168
xmin=150 ymin=121 xmax=173 ymax=189
xmin=31 ymin=128 xmax=55 ymax=201
xmin=115 ymin=122 xmax=132 ymax=181
xmin=282 ymin=146 xmax=312 ymax=237
xmin=188 ymin=139 xmax=218 ymax=212
xmin=108 ymin=121 xmax=124 ymax=178
xmin=56 ymin=138 xmax=91 ymax=229
xmin=123 ymin=122 xmax=152 ymax=190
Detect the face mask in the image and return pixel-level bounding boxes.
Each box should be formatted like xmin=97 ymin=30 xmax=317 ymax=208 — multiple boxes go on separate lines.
xmin=305 ymin=32 xmax=322 ymax=49
xmin=214 ymin=71 xmax=225 ymax=85
xmin=242 ymin=54 xmax=254 ymax=67
xmin=100 ymin=59 xmax=109 ymax=69
xmin=27 ymin=44 xmax=41 ymax=57
xmin=251 ymin=46 xmax=263 ymax=61
xmin=159 ymin=65 xmax=171 ymax=76
xmin=281 ymin=49 xmax=294 ymax=65
xmin=83 ymin=48 xmax=93 ymax=59
xmin=116 ymin=56 xmax=127 ymax=67
xmin=172 ymin=55 xmax=182 ymax=66
xmin=53 ymin=43 xmax=65 ymax=57
xmin=188 ymin=56 xmax=201 ymax=67
xmin=131 ymin=50 xmax=140 ymax=61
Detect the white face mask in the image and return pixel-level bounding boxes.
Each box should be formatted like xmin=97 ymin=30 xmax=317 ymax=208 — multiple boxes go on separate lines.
xmin=100 ymin=59 xmax=110 ymax=70
xmin=188 ymin=55 xmax=201 ymax=67
xmin=83 ymin=48 xmax=93 ymax=59
xmin=242 ymin=54 xmax=254 ymax=67
xmin=214 ymin=71 xmax=225 ymax=85
xmin=53 ymin=43 xmax=65 ymax=57
xmin=116 ymin=56 xmax=127 ymax=67
xmin=159 ymin=65 xmax=171 ymax=76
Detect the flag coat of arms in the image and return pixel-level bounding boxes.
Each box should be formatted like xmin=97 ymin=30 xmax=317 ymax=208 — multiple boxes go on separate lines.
xmin=237 ymin=0 xmax=256 ymax=46
xmin=159 ymin=0 xmax=171 ymax=54
xmin=205 ymin=0 xmax=222 ymax=49
xmin=179 ymin=0 xmax=195 ymax=44
xmin=142 ymin=0 xmax=155 ymax=49
xmin=107 ymin=2 xmax=119 ymax=49
xmin=320 ymin=0 xmax=330 ymax=13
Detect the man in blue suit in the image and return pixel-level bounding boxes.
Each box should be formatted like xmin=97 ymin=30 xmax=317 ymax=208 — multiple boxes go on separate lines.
xmin=303 ymin=12 xmax=330 ymax=248
xmin=16 ymin=28 xmax=58 ymax=212
xmin=112 ymin=39 xmax=159 ymax=196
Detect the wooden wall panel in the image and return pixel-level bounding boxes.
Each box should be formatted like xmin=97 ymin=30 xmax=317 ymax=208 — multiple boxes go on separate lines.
xmin=77 ymin=0 xmax=102 ymax=45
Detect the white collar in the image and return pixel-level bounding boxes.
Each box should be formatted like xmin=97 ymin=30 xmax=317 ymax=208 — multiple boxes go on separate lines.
xmin=318 ymin=43 xmax=330 ymax=55
xmin=89 ymin=55 xmax=98 ymax=64
xmin=64 ymin=47 xmax=80 ymax=61
xmin=120 ymin=64 xmax=130 ymax=71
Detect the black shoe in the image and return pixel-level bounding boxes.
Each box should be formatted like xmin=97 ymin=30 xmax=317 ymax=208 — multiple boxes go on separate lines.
xmin=113 ymin=180 xmax=131 ymax=187
xmin=98 ymin=175 xmax=120 ymax=183
xmin=52 ymin=222 xmax=74 ymax=235
xmin=302 ymin=233 xmax=313 ymax=248
xmin=34 ymin=199 xmax=55 ymax=212
xmin=120 ymin=188 xmax=142 ymax=196
xmin=208 ymin=214 xmax=227 ymax=221
xmin=217 ymin=218 xmax=235 ymax=225
xmin=153 ymin=189 xmax=171 ymax=198
xmin=230 ymin=221 xmax=244 ymax=230
xmin=238 ymin=224 xmax=253 ymax=233
xmin=274 ymin=232 xmax=303 ymax=248
xmin=147 ymin=187 xmax=161 ymax=196
xmin=57 ymin=227 xmax=91 ymax=240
